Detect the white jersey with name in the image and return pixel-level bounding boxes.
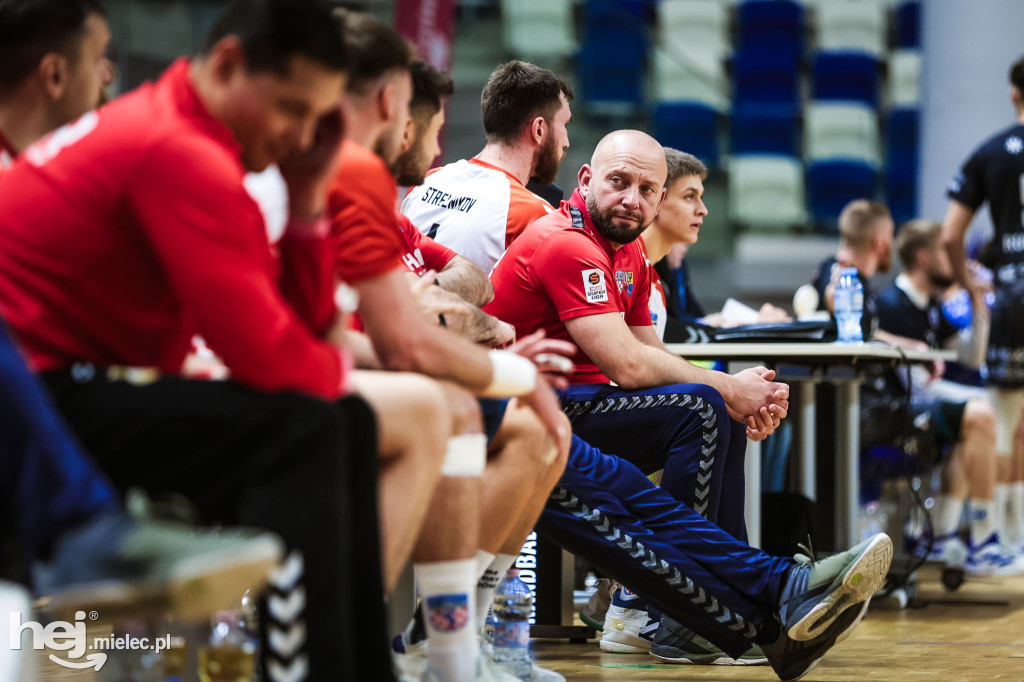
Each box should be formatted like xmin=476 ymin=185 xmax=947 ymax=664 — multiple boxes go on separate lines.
xmin=400 ymin=158 xmax=554 ymax=274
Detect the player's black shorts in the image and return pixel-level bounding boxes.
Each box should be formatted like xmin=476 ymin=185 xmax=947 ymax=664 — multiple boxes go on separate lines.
xmin=862 ymin=392 xmax=966 ymax=467
xmin=480 ymin=398 xmax=509 ymax=445
xmin=987 ymin=280 xmax=1024 ymax=389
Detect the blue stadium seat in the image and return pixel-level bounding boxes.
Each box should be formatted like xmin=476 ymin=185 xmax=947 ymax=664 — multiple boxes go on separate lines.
xmin=731 ymin=103 xmax=799 ymax=155
xmin=578 ymin=0 xmax=649 ymax=112
xmin=807 ymin=160 xmax=878 ymax=229
xmin=887 ymin=108 xmax=919 ymax=155
xmin=895 ymin=0 xmax=921 ymax=49
xmin=652 ymin=102 xmax=720 ymax=167
xmin=578 ymin=42 xmax=646 ymax=112
xmin=734 ymin=48 xmax=800 ymax=113
xmin=583 ymin=0 xmax=650 ymax=23
xmin=737 ymin=0 xmax=804 ymax=62
xmin=886 ymin=109 xmax=920 ymax=224
xmin=812 ymin=52 xmax=880 ymax=107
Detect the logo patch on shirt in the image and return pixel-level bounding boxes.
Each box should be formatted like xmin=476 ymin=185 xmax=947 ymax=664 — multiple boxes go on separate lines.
xmin=615 ymin=270 xmax=634 ymax=296
xmin=582 ymin=269 xmax=608 ymax=303
xmin=1006 ymin=136 xmax=1023 ymax=155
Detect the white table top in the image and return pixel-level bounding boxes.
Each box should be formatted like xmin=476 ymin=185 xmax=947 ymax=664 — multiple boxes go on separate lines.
xmin=663 ymin=342 xmax=957 ymax=363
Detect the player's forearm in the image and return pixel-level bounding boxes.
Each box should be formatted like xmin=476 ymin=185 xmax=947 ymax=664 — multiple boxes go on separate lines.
xmin=443 ymin=306 xmax=510 ymax=346
xmin=436 ymin=260 xmax=494 ymax=307
xmin=941 ymin=202 xmax=974 ymax=288
xmin=612 ymin=339 xmax=725 ymax=393
xmin=945 ymin=238 xmax=972 ymax=289
xmin=948 ymin=311 xmax=989 ymax=369
xmin=374 ymin=322 xmax=493 ymax=390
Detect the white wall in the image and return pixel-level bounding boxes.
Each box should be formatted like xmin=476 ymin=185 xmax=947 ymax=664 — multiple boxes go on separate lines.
xmin=919 ymin=0 xmax=1024 ymax=243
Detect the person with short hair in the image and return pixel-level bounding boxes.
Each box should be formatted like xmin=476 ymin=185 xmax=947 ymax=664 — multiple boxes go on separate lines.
xmin=876 ymin=220 xmax=1022 ymax=574
xmin=941 ymin=53 xmax=1024 ymax=553
xmin=0 ymin=0 xmax=287 ymax=626
xmin=0 ymin=1 xmax=395 ymax=678
xmin=326 ymin=14 xmax=571 ymax=682
xmin=810 ymin=199 xmax=895 ymax=341
xmin=402 ymin=60 xmax=573 ymax=273
xmin=642 ymin=148 xmax=789 ymax=341
xmin=388 ymin=60 xmax=513 ymax=346
xmin=0 ymin=0 xmax=114 ymax=168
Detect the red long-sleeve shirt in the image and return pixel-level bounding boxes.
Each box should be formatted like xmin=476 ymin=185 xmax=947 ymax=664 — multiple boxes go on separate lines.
xmin=0 ymin=59 xmax=349 ymax=399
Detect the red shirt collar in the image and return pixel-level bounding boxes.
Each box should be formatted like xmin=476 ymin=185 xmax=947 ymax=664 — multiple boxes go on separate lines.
xmin=568 ymin=188 xmax=618 ymax=257
xmin=162 ymin=58 xmax=243 ymax=158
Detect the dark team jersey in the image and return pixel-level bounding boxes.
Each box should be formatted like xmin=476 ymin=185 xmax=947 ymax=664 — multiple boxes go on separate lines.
xmin=947 ymin=122 xmax=1024 ymax=288
xmin=874 ymin=282 xmax=958 ymax=349
xmin=810 ymin=256 xmax=877 ymax=340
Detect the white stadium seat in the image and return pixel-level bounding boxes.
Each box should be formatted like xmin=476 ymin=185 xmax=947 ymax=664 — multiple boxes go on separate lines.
xmin=501 ymin=0 xmax=576 ymax=59
xmin=888 ymin=49 xmax=922 ymax=107
xmin=728 ymin=154 xmax=808 ymax=229
xmin=805 ymin=100 xmax=881 ymax=167
xmin=814 ymin=0 xmax=887 ymax=57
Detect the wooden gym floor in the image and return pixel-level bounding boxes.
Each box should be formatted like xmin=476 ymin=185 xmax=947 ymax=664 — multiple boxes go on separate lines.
xmin=533 ymin=565 xmax=1024 ymax=681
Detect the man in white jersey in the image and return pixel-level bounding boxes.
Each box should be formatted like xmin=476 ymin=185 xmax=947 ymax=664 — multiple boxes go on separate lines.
xmin=401 ymin=61 xmax=572 ymax=273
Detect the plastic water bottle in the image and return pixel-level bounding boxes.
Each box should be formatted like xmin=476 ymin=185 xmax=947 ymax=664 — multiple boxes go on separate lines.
xmin=492 ymin=569 xmax=532 ymax=679
xmin=834 ymin=267 xmax=864 ymax=343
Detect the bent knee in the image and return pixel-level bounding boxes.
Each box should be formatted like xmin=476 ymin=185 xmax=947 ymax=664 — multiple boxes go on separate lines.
xmin=682 ymin=383 xmax=728 ymax=415
xmin=439 ymin=381 xmax=483 ymax=435
xmin=964 ymin=398 xmax=997 ymax=434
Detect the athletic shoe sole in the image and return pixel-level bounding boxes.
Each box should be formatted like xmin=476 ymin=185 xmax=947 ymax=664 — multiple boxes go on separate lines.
xmin=38 ymin=534 xmax=283 ymax=623
xmin=599 ymin=638 xmax=651 ymax=654
xmin=767 ymin=600 xmax=870 ymax=682
xmin=786 ymin=534 xmax=892 ymax=642
xmin=649 ymin=650 xmax=768 ymax=665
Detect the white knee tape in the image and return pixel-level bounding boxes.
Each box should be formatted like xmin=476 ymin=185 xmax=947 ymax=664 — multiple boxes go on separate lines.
xmin=482 ymin=350 xmax=537 ymax=397
xmin=992 ymin=388 xmax=1024 ymax=455
xmin=441 ymin=433 xmax=487 ymax=477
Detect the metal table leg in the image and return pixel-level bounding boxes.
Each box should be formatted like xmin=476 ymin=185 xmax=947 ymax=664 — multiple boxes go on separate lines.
xmin=834 ymin=379 xmax=860 ymax=548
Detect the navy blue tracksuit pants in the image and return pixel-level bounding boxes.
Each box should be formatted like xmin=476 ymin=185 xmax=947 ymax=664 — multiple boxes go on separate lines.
xmin=0 ymin=323 xmax=117 ymax=562
xmin=559 ymin=382 xmax=748 ymax=537
xmin=537 ymin=435 xmax=792 ymax=657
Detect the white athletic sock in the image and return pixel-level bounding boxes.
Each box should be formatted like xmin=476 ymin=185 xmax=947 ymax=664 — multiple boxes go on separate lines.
xmin=970 ymin=499 xmax=997 ymax=544
xmin=416 ymin=558 xmax=478 ymax=682
xmin=1007 ymin=482 xmax=1024 ymax=542
xmin=475 ymin=553 xmax=517 ymax=627
xmin=931 ymin=495 xmax=964 ymax=537
xmin=995 ymin=484 xmax=1011 ymax=534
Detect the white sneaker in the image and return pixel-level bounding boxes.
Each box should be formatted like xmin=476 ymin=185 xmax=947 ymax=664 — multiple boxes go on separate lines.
xmin=924 ymin=534 xmax=969 ymax=565
xmin=968 ymin=534 xmax=1024 ymax=575
xmin=599 ymin=604 xmax=657 ymax=653
xmin=419 ymin=652 xmax=519 ymax=682
xmin=476 ymin=651 xmax=521 ymax=681
xmin=393 ymin=642 xmax=429 ymax=682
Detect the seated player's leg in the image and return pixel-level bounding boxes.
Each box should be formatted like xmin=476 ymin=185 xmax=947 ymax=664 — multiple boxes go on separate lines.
xmin=474 ymin=402 xmax=570 ymax=613
xmin=409 ymin=383 xmax=487 ymax=682
xmin=350 ymin=370 xmax=451 ymax=593
xmin=958 ymin=398 xmax=999 ymax=543
xmin=559 ymin=382 xmax=744 ymax=527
